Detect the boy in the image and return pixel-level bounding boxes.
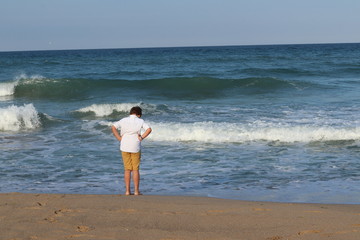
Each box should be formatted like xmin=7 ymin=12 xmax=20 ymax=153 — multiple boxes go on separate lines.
xmin=112 ymin=106 xmax=152 ymax=195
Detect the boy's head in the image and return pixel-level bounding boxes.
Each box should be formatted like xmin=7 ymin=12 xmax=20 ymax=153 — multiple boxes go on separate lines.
xmin=130 ymin=106 xmax=142 ymax=116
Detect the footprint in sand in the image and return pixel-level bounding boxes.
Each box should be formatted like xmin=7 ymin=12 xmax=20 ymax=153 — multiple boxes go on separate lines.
xmin=112 ymin=208 xmax=137 ymax=213
xmin=266 ymin=236 xmax=283 ymax=240
xmin=54 ymin=208 xmax=83 ymax=216
xmin=77 ymin=225 xmax=94 ymax=232
xmin=23 ymin=201 xmax=47 ymax=210
xmin=297 ymin=229 xmax=322 ymax=235
xmin=55 ymin=208 xmax=73 ymax=215
xmin=44 ymin=208 xmax=79 ymax=223
xmin=44 ymin=217 xmax=57 ymax=223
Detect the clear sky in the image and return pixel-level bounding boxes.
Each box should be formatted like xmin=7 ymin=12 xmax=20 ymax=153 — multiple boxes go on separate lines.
xmin=1 ymin=0 xmax=359 ymax=51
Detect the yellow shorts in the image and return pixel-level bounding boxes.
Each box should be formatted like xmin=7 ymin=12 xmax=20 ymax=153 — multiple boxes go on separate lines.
xmin=121 ymin=151 xmax=141 ymax=171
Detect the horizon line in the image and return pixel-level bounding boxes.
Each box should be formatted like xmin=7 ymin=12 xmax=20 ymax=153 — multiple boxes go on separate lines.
xmin=1 ymin=41 xmax=360 ymax=53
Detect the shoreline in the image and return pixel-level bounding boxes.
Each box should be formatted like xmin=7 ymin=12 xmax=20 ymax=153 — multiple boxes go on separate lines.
xmin=1 ymin=193 xmax=360 ymax=240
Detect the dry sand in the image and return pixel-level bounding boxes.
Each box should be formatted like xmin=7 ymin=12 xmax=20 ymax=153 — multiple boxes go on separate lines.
xmin=0 ymin=193 xmax=360 ymax=240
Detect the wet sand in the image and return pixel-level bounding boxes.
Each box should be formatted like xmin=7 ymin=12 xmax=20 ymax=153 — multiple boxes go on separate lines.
xmin=1 ymin=193 xmax=360 ymax=240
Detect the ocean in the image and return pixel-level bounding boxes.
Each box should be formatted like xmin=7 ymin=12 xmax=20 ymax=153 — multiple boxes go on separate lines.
xmin=1 ymin=43 xmax=359 ymax=204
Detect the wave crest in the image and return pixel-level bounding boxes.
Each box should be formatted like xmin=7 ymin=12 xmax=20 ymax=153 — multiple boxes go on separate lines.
xmin=76 ymin=103 xmax=141 ymax=117
xmin=0 ymin=104 xmax=41 ymax=131
xmin=74 ymin=103 xmax=162 ymax=117
xmin=0 ymin=81 xmax=18 ymax=97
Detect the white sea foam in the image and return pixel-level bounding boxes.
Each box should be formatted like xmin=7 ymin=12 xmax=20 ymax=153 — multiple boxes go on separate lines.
xmin=76 ymin=103 xmax=156 ymax=117
xmin=15 ymin=74 xmax=46 ymax=83
xmin=0 ymin=81 xmax=18 ymax=97
xmin=0 ymin=104 xmax=41 ymax=131
xmin=144 ymin=122 xmax=360 ymax=143
xmin=76 ymin=103 xmax=140 ymax=117
xmin=98 ymin=120 xmax=360 ymax=143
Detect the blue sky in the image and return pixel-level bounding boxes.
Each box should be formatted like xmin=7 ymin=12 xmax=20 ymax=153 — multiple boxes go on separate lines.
xmin=1 ymin=0 xmax=359 ymax=51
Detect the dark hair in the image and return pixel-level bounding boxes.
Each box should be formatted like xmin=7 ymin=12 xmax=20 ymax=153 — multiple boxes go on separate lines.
xmin=130 ymin=106 xmax=142 ymax=116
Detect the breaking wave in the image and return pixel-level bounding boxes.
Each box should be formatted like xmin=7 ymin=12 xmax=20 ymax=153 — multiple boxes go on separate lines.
xmin=74 ymin=102 xmax=176 ymax=118
xmin=76 ymin=103 xmax=140 ymax=117
xmin=100 ymin=121 xmax=360 ymax=143
xmin=75 ymin=103 xmax=160 ymax=117
xmin=1 ymin=74 xmax=318 ymax=100
xmin=0 ymin=104 xmax=41 ymax=131
xmin=151 ymin=122 xmax=360 ymax=143
xmin=0 ymin=81 xmax=18 ymax=97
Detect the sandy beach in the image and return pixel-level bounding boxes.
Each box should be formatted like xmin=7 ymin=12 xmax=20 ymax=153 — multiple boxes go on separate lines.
xmin=0 ymin=193 xmax=359 ymax=240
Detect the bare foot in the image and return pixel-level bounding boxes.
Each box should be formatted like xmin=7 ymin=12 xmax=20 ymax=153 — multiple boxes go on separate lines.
xmin=134 ymin=192 xmax=142 ymax=196
xmin=125 ymin=192 xmax=131 ymax=196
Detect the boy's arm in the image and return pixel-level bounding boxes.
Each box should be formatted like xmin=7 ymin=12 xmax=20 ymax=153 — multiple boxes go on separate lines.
xmin=139 ymin=128 xmax=152 ymax=141
xmin=112 ymin=125 xmax=122 ymax=141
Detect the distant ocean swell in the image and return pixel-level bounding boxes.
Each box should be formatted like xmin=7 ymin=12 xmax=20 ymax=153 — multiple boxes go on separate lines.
xmin=2 ymin=103 xmax=359 ymax=143
xmin=0 ymin=74 xmax=318 ymax=99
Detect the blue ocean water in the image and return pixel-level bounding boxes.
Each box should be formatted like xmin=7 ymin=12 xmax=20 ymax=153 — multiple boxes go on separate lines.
xmin=0 ymin=44 xmax=360 ymax=203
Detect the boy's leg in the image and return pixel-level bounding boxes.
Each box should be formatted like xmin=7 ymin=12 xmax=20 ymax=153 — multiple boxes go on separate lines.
xmin=133 ymin=170 xmax=140 ymax=195
xmin=124 ymin=170 xmax=131 ymax=195
xmin=122 ymin=152 xmax=133 ymax=195
xmin=131 ymin=152 xmax=141 ymax=195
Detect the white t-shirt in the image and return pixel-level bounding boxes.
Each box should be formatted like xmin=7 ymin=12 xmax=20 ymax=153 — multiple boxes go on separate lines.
xmin=112 ymin=115 xmax=150 ymax=153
